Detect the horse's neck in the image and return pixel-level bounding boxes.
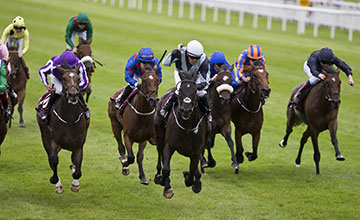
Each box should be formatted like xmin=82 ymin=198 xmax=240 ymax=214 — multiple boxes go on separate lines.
xmin=240 ymin=85 xmax=261 ymax=107
xmin=133 ymin=92 xmax=152 ymax=111
xmin=309 ymin=83 xmax=332 ymax=112
xmin=55 ymin=95 xmax=83 ymax=120
xmin=175 ymin=105 xmax=202 ymax=128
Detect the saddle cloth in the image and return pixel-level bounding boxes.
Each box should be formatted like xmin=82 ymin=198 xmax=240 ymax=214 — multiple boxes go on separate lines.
xmin=35 ymin=91 xmax=51 ymax=118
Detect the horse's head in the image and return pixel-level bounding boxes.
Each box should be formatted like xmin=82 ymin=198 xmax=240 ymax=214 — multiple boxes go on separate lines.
xmin=76 ymin=41 xmax=94 ymax=74
xmin=249 ymin=60 xmax=271 ymax=99
xmin=177 ymin=70 xmax=198 ymax=120
xmin=6 ymin=45 xmax=21 ymax=79
xmin=57 ymin=65 xmax=81 ymax=105
xmin=213 ymin=64 xmax=234 ymax=105
xmin=139 ymin=65 xmax=159 ymax=107
xmin=322 ymin=66 xmax=341 ymax=108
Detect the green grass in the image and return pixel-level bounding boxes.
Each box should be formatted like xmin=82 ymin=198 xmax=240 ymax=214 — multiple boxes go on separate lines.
xmin=0 ymin=0 xmax=360 ymax=219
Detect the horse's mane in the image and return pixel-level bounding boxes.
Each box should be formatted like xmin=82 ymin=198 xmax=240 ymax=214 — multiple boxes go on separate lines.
xmin=253 ymin=59 xmax=264 ymax=67
xmin=323 ymin=65 xmax=337 ymax=75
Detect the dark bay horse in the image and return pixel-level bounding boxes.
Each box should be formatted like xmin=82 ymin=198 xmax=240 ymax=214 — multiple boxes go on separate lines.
xmin=200 ymin=64 xmax=238 ymax=173
xmin=108 ymin=65 xmax=159 ymax=185
xmin=279 ymin=66 xmax=344 ymax=175
xmin=75 ymin=39 xmax=95 ymax=102
xmin=230 ymin=60 xmax=271 ymax=174
xmin=7 ymin=45 xmax=27 ymax=127
xmin=37 ymin=65 xmax=89 ymax=193
xmin=0 ymin=107 xmax=7 ymax=156
xmin=154 ymin=70 xmax=207 ymax=199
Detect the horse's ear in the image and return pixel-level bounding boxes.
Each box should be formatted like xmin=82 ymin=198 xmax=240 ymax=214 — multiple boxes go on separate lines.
xmin=56 ymin=66 xmax=65 ymax=73
xmin=249 ymin=59 xmax=254 ymax=67
xmin=154 ymin=64 xmax=158 ymax=72
xmin=229 ymin=64 xmax=234 ymax=73
xmin=213 ymin=64 xmax=220 ymax=73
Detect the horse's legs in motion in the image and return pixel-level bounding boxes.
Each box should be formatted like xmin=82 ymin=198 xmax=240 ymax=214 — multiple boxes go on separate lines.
xmin=234 ymin=127 xmax=244 ymax=174
xmin=279 ymin=107 xmax=296 ymax=148
xmin=245 ymin=132 xmax=260 ymax=162
xmin=295 ymin=128 xmax=311 ymax=167
xmin=123 ymin=135 xmax=135 ymax=175
xmin=137 ymin=141 xmax=149 ymax=185
xmin=162 ymin=143 xmax=175 ymax=199
xmin=17 ymin=89 xmax=26 ymax=127
xmin=328 ymin=120 xmax=345 ymax=161
xmin=45 ymin=140 xmax=63 ymax=193
xmin=309 ymin=129 xmax=321 ymax=175
xmin=110 ymin=119 xmax=126 ymax=165
xmin=183 ymin=154 xmax=202 ymax=193
xmin=222 ymin=128 xmax=238 ymax=170
xmin=70 ymin=148 xmax=83 ymax=192
xmin=85 ymin=87 xmax=91 ymax=103
xmin=206 ymin=135 xmax=216 ymax=168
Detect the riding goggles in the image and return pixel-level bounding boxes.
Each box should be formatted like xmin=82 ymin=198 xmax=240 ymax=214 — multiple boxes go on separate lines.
xmin=14 ymin=26 xmax=26 ymax=30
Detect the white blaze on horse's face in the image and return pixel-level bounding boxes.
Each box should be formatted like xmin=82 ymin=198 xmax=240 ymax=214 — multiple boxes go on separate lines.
xmin=258 ymin=69 xmax=264 ymax=73
xmin=332 ymin=77 xmax=336 ymax=82
xmin=223 ymin=75 xmax=229 ymax=81
xmin=69 ymin=73 xmax=75 ymax=85
xmin=149 ymin=75 xmax=154 ymax=80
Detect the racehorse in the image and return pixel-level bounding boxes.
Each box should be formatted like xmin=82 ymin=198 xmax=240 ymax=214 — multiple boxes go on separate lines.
xmin=200 ymin=64 xmax=238 ymax=173
xmin=154 ymin=70 xmax=207 ymax=199
xmin=108 ymin=65 xmax=159 ymax=185
xmin=279 ymin=66 xmax=344 ymax=175
xmin=6 ymin=45 xmax=27 ymax=127
xmin=36 ymin=65 xmax=89 ymax=193
xmin=230 ymin=59 xmax=271 ymax=174
xmin=0 ymin=106 xmax=7 ymax=156
xmin=75 ymin=39 xmax=95 ymax=102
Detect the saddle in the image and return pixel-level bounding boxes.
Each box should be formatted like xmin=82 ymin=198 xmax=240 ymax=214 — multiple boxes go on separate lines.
xmin=35 ymin=91 xmax=51 ymax=119
xmin=111 ymin=88 xmax=139 ymax=116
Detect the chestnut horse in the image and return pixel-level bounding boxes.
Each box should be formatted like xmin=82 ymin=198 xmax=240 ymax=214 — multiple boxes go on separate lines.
xmin=154 ymin=70 xmax=207 ymax=199
xmin=7 ymin=45 xmax=27 ymax=127
xmin=75 ymin=39 xmax=95 ymax=102
xmin=36 ymin=65 xmax=89 ymax=193
xmin=279 ymin=66 xmax=344 ymax=174
xmin=200 ymin=64 xmax=238 ymax=173
xmin=108 ymin=65 xmax=159 ymax=185
xmin=230 ymin=60 xmax=271 ymax=174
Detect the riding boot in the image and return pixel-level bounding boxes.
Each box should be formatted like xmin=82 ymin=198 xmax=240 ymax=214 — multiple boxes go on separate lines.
xmin=199 ymin=95 xmax=212 ymax=134
xmin=2 ymin=99 xmax=11 ymax=123
xmin=78 ymin=93 xmax=90 ymax=120
xmin=43 ymin=93 xmax=60 ymax=124
xmin=160 ymin=92 xmax=178 ymax=120
xmin=115 ymin=85 xmax=134 ymax=110
xmin=8 ymin=88 xmax=17 ymax=104
xmin=20 ymin=57 xmax=29 ymax=79
xmin=294 ymin=81 xmax=311 ymax=112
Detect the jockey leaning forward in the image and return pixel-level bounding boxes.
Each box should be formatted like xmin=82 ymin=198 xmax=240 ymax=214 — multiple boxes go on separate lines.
xmin=208 ymin=51 xmax=236 ymax=87
xmin=65 ymin=12 xmax=93 ymax=53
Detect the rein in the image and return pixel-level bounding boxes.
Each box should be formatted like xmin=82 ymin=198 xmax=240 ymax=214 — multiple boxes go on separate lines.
xmin=172 ymin=106 xmax=206 ymax=134
xmin=52 ymin=109 xmax=83 ymax=125
xmin=236 ymin=96 xmax=262 ymax=114
xmin=125 ymin=89 xmax=156 ymax=116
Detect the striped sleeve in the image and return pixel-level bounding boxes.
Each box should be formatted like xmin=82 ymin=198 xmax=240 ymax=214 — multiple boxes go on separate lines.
xmin=38 ymin=59 xmax=53 ymax=86
xmin=78 ymin=62 xmax=89 ymax=90
xmin=235 ymin=53 xmax=246 ymax=80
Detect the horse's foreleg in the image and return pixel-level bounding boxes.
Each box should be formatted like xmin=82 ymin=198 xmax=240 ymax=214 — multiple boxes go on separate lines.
xmin=295 ymin=128 xmax=311 ymax=167
xmin=70 ymin=147 xmax=83 ymax=192
xmin=122 ymin=135 xmax=134 ymax=175
xmin=184 ymin=154 xmax=200 ymax=188
xmin=85 ymin=87 xmax=91 ymax=103
xmin=110 ymin=119 xmax=126 ymax=162
xmin=245 ymin=132 xmax=260 ymax=162
xmin=310 ymin=129 xmax=321 ymax=175
xmin=206 ymin=135 xmax=216 ymax=168
xmin=17 ymin=89 xmax=26 ymax=127
xmin=192 ymin=165 xmax=202 ymax=193
xmin=234 ymin=128 xmax=244 ymax=164
xmin=328 ymin=120 xmax=345 ymax=161
xmin=222 ymin=125 xmax=238 ymax=169
xmin=137 ymin=141 xmax=149 ymax=185
xmin=162 ymin=143 xmax=175 ymax=199
xmin=47 ymin=140 xmax=61 ymax=185
xmin=154 ymin=145 xmax=163 ymax=185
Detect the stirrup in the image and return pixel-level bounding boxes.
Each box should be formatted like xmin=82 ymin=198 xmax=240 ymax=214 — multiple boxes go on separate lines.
xmin=85 ymin=110 xmax=90 ymax=120
xmin=160 ymin=108 xmax=168 ymax=118
xmin=114 ymin=101 xmax=121 ymax=110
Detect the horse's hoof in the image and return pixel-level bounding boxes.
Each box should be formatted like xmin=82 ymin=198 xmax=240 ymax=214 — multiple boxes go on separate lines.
xmin=55 ymin=186 xmax=64 ymax=194
xmin=140 ymin=177 xmax=149 ymax=185
xmin=235 ymin=169 xmax=239 ymax=175
xmin=71 ymin=184 xmax=80 ymax=192
xmin=201 ymin=161 xmax=208 ymax=168
xmin=336 ymin=154 xmax=345 ymax=161
xmin=245 ymin=152 xmax=257 ymax=161
xmin=237 ymin=155 xmax=244 ymax=164
xmin=122 ymin=167 xmax=130 ymax=176
xmin=154 ymin=174 xmax=161 ymax=185
xmin=19 ymin=123 xmax=25 ymax=128
xmin=192 ymin=182 xmax=202 ymax=193
xmin=279 ymin=139 xmax=286 ymax=148
xmin=207 ymin=159 xmax=216 ymax=168
xmin=163 ymin=188 xmax=174 ymax=199
xmin=231 ymin=162 xmax=239 ymax=169
xmin=296 ymin=164 xmax=301 ymax=168
xmin=183 ymin=171 xmax=193 ymax=187
xmin=50 ymin=176 xmax=59 ymax=184
xmin=119 ymin=156 xmax=127 ymax=164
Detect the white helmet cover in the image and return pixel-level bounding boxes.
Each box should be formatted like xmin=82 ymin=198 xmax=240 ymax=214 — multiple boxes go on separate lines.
xmin=186 ymin=40 xmax=204 ymax=58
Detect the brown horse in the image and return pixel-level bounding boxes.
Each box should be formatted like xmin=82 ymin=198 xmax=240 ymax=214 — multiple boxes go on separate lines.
xmin=230 ymin=60 xmax=271 ymax=174
xmin=200 ymin=64 xmax=238 ymax=173
xmin=0 ymin=106 xmax=7 ymax=156
xmin=279 ymin=66 xmax=344 ymax=175
xmin=108 ymin=65 xmax=159 ymax=185
xmin=36 ymin=65 xmax=89 ymax=193
xmin=75 ymin=39 xmax=95 ymax=102
xmin=154 ymin=70 xmax=207 ymax=199
xmin=7 ymin=45 xmax=27 ymax=127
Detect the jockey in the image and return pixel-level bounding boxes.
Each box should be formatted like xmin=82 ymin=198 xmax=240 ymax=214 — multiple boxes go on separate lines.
xmin=234 ymin=44 xmax=266 ymax=86
xmin=160 ymin=40 xmax=212 ymax=123
xmin=114 ymin=47 xmax=162 ymax=110
xmin=38 ymin=51 xmax=89 ymax=123
xmin=0 ymin=41 xmax=11 ymax=122
xmin=1 ymin=16 xmax=30 ymax=79
xmin=65 ymin=12 xmax=93 ymax=53
xmin=209 ymin=51 xmax=236 ymax=87
xmin=294 ymin=47 xmax=354 ymax=109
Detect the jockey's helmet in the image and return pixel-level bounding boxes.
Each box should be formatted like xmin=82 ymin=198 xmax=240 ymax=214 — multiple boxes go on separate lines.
xmin=59 ymin=51 xmax=78 ymax=67
xmin=0 ymin=41 xmax=9 ymax=61
xmin=319 ymin=47 xmax=334 ymax=63
xmin=186 ymin=40 xmax=204 ymax=58
xmin=138 ymin=48 xmax=154 ymax=63
xmin=12 ymin=16 xmax=26 ymax=29
xmin=209 ymin=51 xmax=226 ymax=64
xmin=247 ymin=45 xmax=263 ymax=60
xmin=77 ymin=12 xmax=89 ymax=24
